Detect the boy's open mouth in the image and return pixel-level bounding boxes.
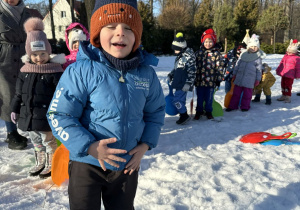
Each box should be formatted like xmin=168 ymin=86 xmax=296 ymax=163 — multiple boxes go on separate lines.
xmin=112 ymin=43 xmax=126 ymax=47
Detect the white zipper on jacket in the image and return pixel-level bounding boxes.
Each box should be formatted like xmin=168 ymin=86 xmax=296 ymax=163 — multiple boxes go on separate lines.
xmin=119 ymin=70 xmax=129 ymax=149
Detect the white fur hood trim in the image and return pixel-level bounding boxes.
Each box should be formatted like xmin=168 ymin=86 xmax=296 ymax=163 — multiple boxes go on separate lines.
xmin=21 ymin=53 xmax=66 ymax=64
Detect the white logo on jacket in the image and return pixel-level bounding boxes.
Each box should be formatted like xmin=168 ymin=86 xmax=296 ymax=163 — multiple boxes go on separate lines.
xmin=134 ymin=77 xmax=150 ymax=90
xmin=48 ymin=88 xmax=70 ymax=141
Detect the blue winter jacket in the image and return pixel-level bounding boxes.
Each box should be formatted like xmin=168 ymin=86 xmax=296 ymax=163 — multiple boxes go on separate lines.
xmin=47 ymin=42 xmax=165 ymax=171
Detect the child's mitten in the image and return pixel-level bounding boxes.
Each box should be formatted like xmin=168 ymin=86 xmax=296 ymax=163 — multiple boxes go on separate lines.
xmin=182 ymin=83 xmax=191 ymax=92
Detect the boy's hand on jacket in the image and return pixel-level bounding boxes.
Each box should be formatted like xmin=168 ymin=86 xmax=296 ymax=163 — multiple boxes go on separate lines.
xmin=254 ymin=80 xmax=260 ymax=87
xmin=11 ymin=112 xmax=18 ymax=124
xmin=124 ymin=143 xmax=149 ymax=175
xmin=182 ymin=83 xmax=190 ymax=92
xmin=87 ymin=138 xmax=127 ymax=171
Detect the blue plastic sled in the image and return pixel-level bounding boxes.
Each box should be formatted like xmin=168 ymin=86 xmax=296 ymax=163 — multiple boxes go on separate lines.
xmin=261 ymin=139 xmax=300 ymax=146
xmin=165 ymin=84 xmax=179 ymax=116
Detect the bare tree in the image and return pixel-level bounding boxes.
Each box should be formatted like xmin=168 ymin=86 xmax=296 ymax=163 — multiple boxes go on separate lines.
xmin=49 ymin=0 xmax=56 ymax=42
xmin=69 ymin=0 xmax=75 ymax=23
xmin=84 ymin=0 xmax=96 ymax=29
xmin=158 ymin=1 xmax=191 ymax=34
xmin=283 ymin=0 xmax=294 ymax=42
xmin=189 ymin=0 xmax=201 ymax=24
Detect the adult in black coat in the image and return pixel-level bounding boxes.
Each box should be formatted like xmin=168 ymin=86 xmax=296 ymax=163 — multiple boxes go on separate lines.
xmin=0 ymin=0 xmax=42 ymax=149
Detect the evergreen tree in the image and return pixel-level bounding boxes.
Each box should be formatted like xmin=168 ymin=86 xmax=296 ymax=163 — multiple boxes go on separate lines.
xmin=138 ymin=1 xmax=157 ymax=52
xmin=234 ymin=0 xmax=259 ymax=41
xmin=256 ymin=5 xmax=288 ymax=53
xmin=194 ymin=0 xmax=213 ymax=29
xmin=213 ymin=2 xmax=238 ymax=42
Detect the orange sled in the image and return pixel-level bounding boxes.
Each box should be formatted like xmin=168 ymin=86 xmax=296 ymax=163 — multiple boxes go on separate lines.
xmin=224 ymin=81 xmax=234 ymax=108
xmin=51 ymin=144 xmax=69 ymax=186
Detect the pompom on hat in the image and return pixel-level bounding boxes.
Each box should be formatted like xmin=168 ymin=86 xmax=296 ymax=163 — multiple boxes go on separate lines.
xmin=172 ymin=32 xmax=187 ymax=51
xmin=24 ymin=17 xmax=51 ymax=56
xmin=90 ymin=0 xmax=143 ymax=52
xmin=287 ymin=39 xmax=299 ymax=54
xmin=201 ymin=28 xmax=217 ymax=44
xmin=247 ymin=34 xmax=260 ymax=49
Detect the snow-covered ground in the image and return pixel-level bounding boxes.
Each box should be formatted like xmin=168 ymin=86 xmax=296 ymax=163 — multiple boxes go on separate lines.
xmin=1 ymin=54 xmax=300 ymax=210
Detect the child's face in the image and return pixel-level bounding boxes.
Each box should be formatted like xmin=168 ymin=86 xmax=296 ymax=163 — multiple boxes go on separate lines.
xmin=204 ymin=38 xmax=214 ymax=49
xmin=72 ymin=41 xmax=80 ymax=50
xmin=248 ymin=46 xmax=258 ymax=53
xmin=30 ymin=51 xmax=50 ymax=65
xmin=100 ymin=23 xmax=135 ymax=59
xmin=4 ymin=0 xmax=19 ymax=6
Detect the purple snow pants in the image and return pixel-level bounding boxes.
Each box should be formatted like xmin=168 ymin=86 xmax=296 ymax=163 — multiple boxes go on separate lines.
xmin=229 ymin=85 xmax=253 ymax=110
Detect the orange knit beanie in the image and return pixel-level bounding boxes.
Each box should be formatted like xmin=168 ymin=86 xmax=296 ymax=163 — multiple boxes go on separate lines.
xmin=90 ymin=0 xmax=143 ymax=52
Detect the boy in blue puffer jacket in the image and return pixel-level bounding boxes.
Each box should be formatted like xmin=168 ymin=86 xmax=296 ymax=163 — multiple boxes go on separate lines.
xmin=168 ymin=32 xmax=196 ymax=125
xmin=46 ymin=0 xmax=165 ymax=209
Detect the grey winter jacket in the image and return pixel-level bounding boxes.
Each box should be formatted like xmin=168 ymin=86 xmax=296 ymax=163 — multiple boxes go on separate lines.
xmin=233 ymin=50 xmax=265 ymax=89
xmin=0 ymin=4 xmax=41 ymax=121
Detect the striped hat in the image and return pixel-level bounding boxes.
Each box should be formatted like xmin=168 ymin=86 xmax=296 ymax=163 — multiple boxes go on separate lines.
xmin=172 ymin=32 xmax=187 ymax=51
xmin=90 ymin=0 xmax=143 ymax=52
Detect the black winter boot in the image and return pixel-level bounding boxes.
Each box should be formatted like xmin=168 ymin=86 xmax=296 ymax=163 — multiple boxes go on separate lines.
xmin=205 ymin=112 xmax=214 ymax=120
xmin=265 ymin=95 xmax=271 ymax=105
xmin=176 ymin=112 xmax=190 ymax=125
xmin=5 ymin=130 xmax=28 ymax=143
xmin=252 ymin=94 xmax=261 ymax=102
xmin=7 ymin=130 xmax=27 ymax=150
xmin=193 ymin=111 xmax=204 ymax=120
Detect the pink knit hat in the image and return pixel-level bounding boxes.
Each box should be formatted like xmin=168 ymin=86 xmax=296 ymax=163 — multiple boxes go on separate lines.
xmin=24 ymin=17 xmax=51 ymax=56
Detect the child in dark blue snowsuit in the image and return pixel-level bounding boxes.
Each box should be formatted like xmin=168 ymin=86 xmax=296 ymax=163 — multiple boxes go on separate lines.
xmin=168 ymin=32 xmax=196 ymax=125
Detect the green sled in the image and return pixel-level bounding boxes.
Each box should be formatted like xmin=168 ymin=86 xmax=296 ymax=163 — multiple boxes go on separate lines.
xmin=203 ymin=89 xmax=223 ymax=117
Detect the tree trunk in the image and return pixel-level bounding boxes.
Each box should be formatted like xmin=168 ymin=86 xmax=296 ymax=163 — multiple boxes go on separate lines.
xmin=70 ymin=0 xmax=75 ymax=22
xmin=49 ymin=0 xmax=56 ymax=42
xmin=149 ymin=0 xmax=153 ymax=16
xmin=224 ymin=37 xmax=227 ymax=53
xmin=283 ymin=0 xmax=294 ymax=42
xmin=273 ymin=30 xmax=276 ymax=54
xmin=84 ymin=0 xmax=96 ymax=30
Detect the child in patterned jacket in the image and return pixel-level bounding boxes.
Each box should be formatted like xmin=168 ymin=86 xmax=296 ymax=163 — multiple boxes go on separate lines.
xmin=194 ymin=28 xmax=224 ymax=120
xmin=168 ymin=32 xmax=196 ymax=125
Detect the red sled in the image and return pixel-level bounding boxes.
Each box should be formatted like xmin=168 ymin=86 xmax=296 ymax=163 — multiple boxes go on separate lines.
xmin=240 ymin=132 xmax=293 ymax=144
